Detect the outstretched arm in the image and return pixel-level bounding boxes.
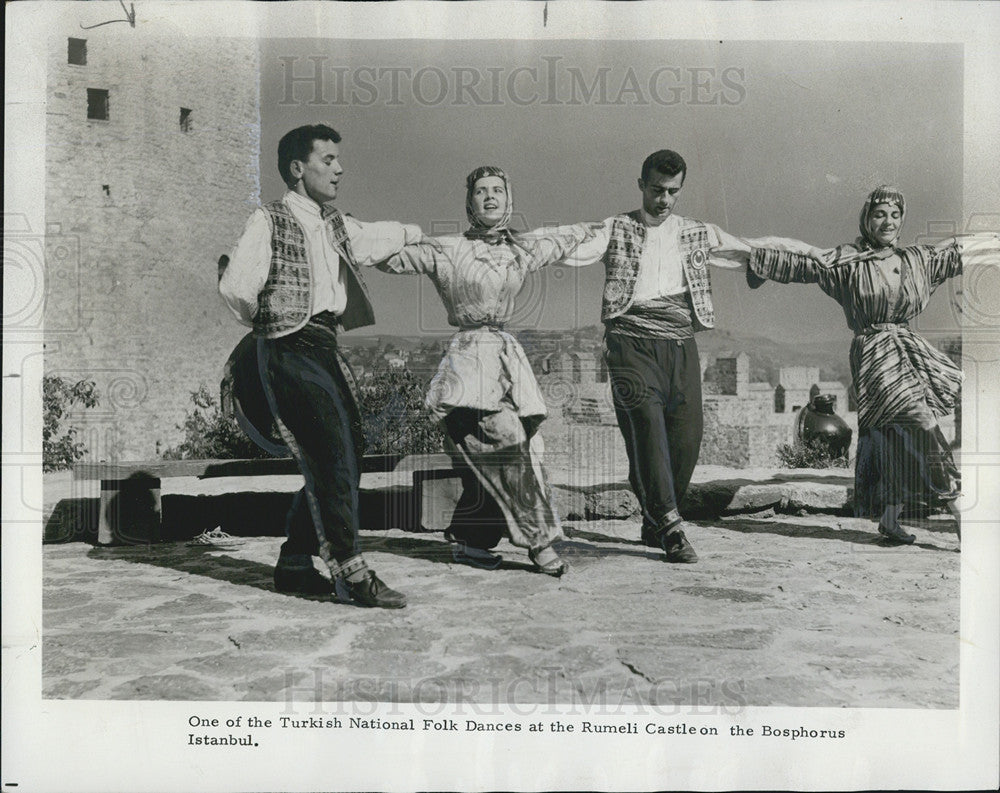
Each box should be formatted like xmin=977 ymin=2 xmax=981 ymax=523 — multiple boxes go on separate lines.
xmin=711 ymin=228 xmax=857 ymax=293
xmin=374 ymin=237 xmax=446 ymax=276
xmin=345 ymin=217 xmax=425 ymax=267
xmin=709 ymin=229 xmax=829 ymax=267
xmin=518 ymin=221 xmax=609 ymax=272
xmin=519 ymin=218 xmax=613 ymax=269
xmin=921 ymin=232 xmax=1000 ymax=288
xmin=709 ymin=228 xmax=840 ymax=290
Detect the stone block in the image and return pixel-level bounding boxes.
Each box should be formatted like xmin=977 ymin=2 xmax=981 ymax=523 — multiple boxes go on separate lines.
xmin=783 ymin=483 xmax=852 ymax=513
xmin=585 ymin=487 xmax=639 ymax=520
xmin=726 ymin=483 xmax=792 ymax=512
xmin=681 ymin=480 xmax=741 ymax=518
xmin=551 ymin=485 xmax=587 ymax=521
xmin=416 ymin=472 xmax=463 ymax=533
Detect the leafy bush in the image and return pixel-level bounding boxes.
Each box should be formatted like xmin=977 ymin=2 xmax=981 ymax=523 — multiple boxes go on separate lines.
xmin=776 ymin=437 xmax=849 ymax=469
xmin=357 ymin=363 xmax=444 ymax=455
xmin=161 ymin=364 xmax=444 ymax=461
xmin=43 ymin=376 xmax=100 ymax=471
xmin=161 ymin=385 xmax=270 ymax=460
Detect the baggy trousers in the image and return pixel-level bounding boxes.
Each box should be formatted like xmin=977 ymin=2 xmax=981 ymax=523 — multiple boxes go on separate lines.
xmin=605 ymin=333 xmax=703 ymax=528
xmin=257 ymin=316 xmax=364 ymax=571
xmin=442 ymin=403 xmax=562 ymax=553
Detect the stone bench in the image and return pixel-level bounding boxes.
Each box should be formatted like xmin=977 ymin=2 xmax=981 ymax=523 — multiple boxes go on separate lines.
xmin=60 ymin=456 xmax=858 ymax=546
xmin=72 ymin=453 xmax=456 ymax=545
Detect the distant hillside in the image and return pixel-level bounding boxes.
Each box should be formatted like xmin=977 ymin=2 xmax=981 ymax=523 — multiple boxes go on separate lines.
xmin=349 ymin=326 xmax=960 ymax=388
xmin=698 ymin=328 xmax=851 ymax=385
xmin=700 ymin=329 xmax=960 ymax=386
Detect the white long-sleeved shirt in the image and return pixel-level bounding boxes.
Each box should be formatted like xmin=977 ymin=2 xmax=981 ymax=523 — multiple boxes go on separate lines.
xmin=564 ymin=211 xmax=743 ymax=298
xmin=219 ymin=190 xmax=422 ymax=326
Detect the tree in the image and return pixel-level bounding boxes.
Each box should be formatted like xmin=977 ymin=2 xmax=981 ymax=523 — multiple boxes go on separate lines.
xmin=161 ymin=386 xmax=270 ymax=460
xmin=43 ymin=376 xmax=100 ymax=471
xmin=357 ymin=363 xmax=444 ymax=455
xmin=160 ymin=364 xmax=444 ymax=461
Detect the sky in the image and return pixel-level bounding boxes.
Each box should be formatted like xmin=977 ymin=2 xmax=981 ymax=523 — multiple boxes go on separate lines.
xmin=257 ymin=38 xmax=964 ymax=345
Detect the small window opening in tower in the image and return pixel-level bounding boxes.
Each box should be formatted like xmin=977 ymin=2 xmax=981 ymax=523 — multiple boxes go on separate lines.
xmin=102 ymin=185 xmax=110 ymax=197
xmin=87 ymin=88 xmax=109 ymax=120
xmin=68 ymin=38 xmax=87 ymax=65
xmin=179 ymin=108 xmax=193 ymax=132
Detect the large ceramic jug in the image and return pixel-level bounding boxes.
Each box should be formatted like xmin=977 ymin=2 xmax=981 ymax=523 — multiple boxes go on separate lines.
xmin=795 ymin=394 xmax=852 ymax=458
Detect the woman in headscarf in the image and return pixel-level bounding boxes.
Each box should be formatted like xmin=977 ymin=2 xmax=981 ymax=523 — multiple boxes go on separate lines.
xmin=714 ymin=185 xmax=998 ymax=545
xmin=378 ymin=166 xmax=598 ymax=575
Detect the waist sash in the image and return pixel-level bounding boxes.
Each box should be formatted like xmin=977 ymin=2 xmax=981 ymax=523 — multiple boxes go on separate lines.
xmin=604 ymin=294 xmax=694 ymax=339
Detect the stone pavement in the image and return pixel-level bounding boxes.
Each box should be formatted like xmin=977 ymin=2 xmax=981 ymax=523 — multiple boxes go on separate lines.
xmin=43 ymin=499 xmax=960 ymax=707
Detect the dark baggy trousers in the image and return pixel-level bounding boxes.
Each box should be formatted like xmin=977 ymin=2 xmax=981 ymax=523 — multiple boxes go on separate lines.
xmin=257 ymin=315 xmax=364 ymax=572
xmin=605 ymin=333 xmax=703 ymax=528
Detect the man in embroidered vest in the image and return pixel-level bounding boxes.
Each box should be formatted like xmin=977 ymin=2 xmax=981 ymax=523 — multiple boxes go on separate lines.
xmin=219 ymin=124 xmax=427 ymax=607
xmin=567 ymin=150 xmax=755 ymax=563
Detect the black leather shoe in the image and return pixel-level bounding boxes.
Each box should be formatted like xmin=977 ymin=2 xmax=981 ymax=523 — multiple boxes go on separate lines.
xmin=659 ymin=527 xmax=699 ymax=564
xmin=877 ymin=522 xmax=915 ymax=545
xmin=274 ymin=565 xmax=334 ymax=595
xmin=347 ymin=571 xmax=407 ymax=609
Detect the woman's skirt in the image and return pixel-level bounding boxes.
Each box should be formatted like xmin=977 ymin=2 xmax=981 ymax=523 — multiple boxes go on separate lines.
xmin=854 ymin=421 xmax=959 ymax=517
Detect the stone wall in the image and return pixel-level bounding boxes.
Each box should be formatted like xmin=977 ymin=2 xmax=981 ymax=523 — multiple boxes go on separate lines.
xmin=700 ymin=404 xmax=752 ymax=467
xmin=713 ymin=352 xmax=749 ymax=398
xmin=539 ymin=355 xmax=865 ymax=469
xmin=779 ymin=366 xmax=821 ymax=414
xmin=541 ymin=413 xmax=629 ymax=479
xmin=747 ymin=424 xmax=795 ymax=468
xmin=44 ymin=36 xmax=260 ymax=460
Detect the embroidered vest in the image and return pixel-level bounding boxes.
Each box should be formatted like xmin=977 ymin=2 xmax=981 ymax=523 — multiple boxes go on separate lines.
xmin=601 ymin=211 xmax=716 ymax=331
xmin=254 ymin=200 xmax=376 ymax=338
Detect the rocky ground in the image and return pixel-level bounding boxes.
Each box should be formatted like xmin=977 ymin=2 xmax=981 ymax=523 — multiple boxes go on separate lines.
xmin=42 ymin=464 xmax=960 ymax=707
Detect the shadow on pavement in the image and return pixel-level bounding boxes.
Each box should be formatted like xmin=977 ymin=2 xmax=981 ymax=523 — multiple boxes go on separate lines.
xmin=720 ymin=518 xmax=957 ymax=552
xmin=85 ymin=544 xmax=284 ymax=594
xmin=369 ymin=534 xmax=657 ymax=570
xmin=558 ymin=531 xmax=659 ymax=559
xmin=371 ymin=534 xmax=541 ymax=572
xmin=899 ymin=516 xmax=961 ymax=536
xmin=555 ymin=539 xmax=658 ymax=561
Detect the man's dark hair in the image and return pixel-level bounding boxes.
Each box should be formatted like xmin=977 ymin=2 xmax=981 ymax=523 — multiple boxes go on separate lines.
xmin=277 ymin=124 xmax=342 ymax=187
xmin=640 ymin=149 xmax=687 ymax=184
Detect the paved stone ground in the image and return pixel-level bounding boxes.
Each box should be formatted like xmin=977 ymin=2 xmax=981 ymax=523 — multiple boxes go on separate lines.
xmin=43 ymin=511 xmax=960 ymax=707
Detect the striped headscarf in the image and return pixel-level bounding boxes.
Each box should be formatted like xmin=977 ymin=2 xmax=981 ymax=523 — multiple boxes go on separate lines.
xmin=464 ymin=166 xmax=517 ymax=245
xmin=857 ymin=184 xmax=906 ymax=250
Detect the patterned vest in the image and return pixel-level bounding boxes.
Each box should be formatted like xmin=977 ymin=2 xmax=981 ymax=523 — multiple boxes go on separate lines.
xmin=601 ymin=211 xmax=716 ymax=331
xmin=254 ymin=200 xmax=376 ymax=338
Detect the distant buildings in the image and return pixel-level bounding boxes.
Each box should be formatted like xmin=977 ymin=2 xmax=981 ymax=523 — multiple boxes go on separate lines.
xmin=346 ymin=337 xmax=954 ymax=472
xmin=535 ymin=348 xmax=858 ymax=469
xmin=700 ymin=354 xmax=852 ymax=467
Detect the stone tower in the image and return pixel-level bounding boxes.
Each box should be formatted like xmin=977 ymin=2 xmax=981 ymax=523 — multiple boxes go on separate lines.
xmin=44 ymin=35 xmax=260 ymax=460
xmin=713 ymin=352 xmax=749 ymax=398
